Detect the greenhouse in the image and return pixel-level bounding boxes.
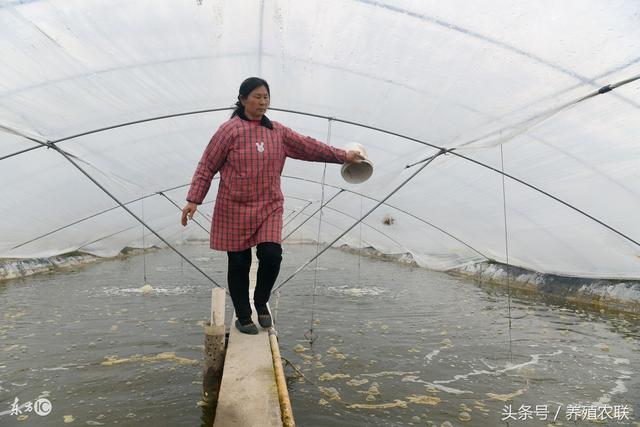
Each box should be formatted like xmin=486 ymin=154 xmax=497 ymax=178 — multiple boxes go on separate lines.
xmin=0 ymin=1 xmax=638 ymax=426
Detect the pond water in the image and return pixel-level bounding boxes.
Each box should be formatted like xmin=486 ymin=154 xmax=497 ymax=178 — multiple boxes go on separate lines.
xmin=0 ymin=243 xmax=638 ymax=426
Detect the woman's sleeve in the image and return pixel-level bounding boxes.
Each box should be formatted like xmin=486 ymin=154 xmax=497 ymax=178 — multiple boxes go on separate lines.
xmin=186 ymin=125 xmax=234 ymax=204
xmin=282 ymin=125 xmax=347 ymax=164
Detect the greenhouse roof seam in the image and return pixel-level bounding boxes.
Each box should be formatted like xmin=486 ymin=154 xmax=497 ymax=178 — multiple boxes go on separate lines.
xmin=459 ymin=56 xmax=640 ymax=136
xmin=357 ymin=0 xmax=640 ymax=109
xmin=450 ymin=73 xmax=640 ymax=150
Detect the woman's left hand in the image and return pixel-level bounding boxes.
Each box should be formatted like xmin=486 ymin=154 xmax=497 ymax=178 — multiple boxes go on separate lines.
xmin=345 ymin=150 xmax=366 ymax=163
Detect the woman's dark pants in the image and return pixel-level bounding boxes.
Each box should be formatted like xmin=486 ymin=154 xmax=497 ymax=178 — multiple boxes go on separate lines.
xmin=226 ymin=242 xmax=282 ymax=321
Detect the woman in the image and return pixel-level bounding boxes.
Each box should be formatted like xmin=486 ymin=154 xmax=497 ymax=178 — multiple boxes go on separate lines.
xmin=181 ymin=77 xmax=363 ymax=335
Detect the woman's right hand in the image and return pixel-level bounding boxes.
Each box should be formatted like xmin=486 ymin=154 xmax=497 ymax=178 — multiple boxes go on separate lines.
xmin=181 ymin=202 xmax=198 ymax=226
xmin=345 ymin=150 xmax=365 ymax=163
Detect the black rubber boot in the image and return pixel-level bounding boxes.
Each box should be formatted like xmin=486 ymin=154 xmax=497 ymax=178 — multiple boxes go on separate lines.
xmin=235 ymin=318 xmax=259 ymax=335
xmin=255 ymin=305 xmax=272 ymax=328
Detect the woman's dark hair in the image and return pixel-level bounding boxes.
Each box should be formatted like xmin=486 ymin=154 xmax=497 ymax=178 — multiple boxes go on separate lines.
xmin=231 ymin=77 xmax=270 ymax=119
xmin=231 ymin=77 xmax=273 ymax=129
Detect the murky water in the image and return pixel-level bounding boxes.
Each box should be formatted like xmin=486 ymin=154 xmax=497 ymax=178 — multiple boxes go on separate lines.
xmin=0 ymin=243 xmax=638 ymax=426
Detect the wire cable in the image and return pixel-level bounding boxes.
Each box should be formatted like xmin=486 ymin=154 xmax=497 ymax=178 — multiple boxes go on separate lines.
xmin=10 ymin=182 xmax=193 ymax=251
xmin=45 ymin=142 xmax=224 ymax=289
xmin=283 ymin=200 xmax=314 ymax=230
xmin=274 ymin=148 xmax=449 ymax=292
xmin=158 ymin=191 xmax=211 ymax=234
xmin=455 ymin=74 xmax=640 ymax=150
xmin=4 ymin=73 xmax=639 ymax=263
xmin=283 ymin=190 xmax=345 ymax=241
xmin=3 ymin=89 xmax=638 ymax=250
xmin=305 ymin=120 xmax=332 ymax=346
xmin=500 ymin=144 xmax=513 ymax=363
xmin=357 ymin=195 xmax=364 ymax=284
xmin=141 ymin=193 xmax=148 ymax=285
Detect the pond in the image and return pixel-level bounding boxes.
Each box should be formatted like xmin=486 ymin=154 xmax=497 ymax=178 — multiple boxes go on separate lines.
xmin=0 ymin=243 xmax=638 ymax=426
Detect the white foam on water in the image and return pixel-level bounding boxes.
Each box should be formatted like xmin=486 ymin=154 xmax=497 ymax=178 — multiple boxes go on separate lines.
xmin=595 ymin=355 xmax=630 ymax=365
xmin=611 ymin=379 xmax=628 ymax=394
xmin=424 ymin=349 xmax=440 ymax=363
xmin=327 ymin=286 xmax=385 ymax=297
xmin=595 ymin=375 xmax=630 ymax=405
xmin=102 ymin=285 xmax=196 ymax=296
xmin=34 ymin=363 xmax=83 ymax=372
xmin=401 ymin=375 xmax=472 ymax=395
xmin=433 ymin=350 xmax=563 ymax=385
xmin=361 ymin=371 xmax=419 ymax=378
xmin=479 ymin=359 xmax=496 ymax=370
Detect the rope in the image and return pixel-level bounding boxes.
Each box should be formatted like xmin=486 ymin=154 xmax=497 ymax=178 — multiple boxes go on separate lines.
xmin=500 ymin=144 xmax=513 ymax=363
xmin=141 ymin=193 xmax=148 ymax=285
xmin=282 ymin=176 xmax=487 ymax=258
xmin=273 ymin=148 xmax=449 ymax=292
xmin=305 ymin=120 xmax=332 ymax=346
xmin=274 ymin=290 xmax=281 ymax=327
xmin=180 ymin=227 xmax=184 ymax=278
xmin=357 ymin=195 xmax=364 ymax=284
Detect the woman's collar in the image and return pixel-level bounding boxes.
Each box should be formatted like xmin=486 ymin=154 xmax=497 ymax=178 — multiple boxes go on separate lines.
xmin=237 ymin=110 xmax=273 ymax=130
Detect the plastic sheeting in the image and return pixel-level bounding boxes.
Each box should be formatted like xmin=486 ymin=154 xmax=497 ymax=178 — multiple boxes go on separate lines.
xmin=1 ymin=0 xmax=639 ymax=279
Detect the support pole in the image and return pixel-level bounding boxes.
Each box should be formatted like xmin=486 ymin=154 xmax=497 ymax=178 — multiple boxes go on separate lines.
xmin=203 ymin=288 xmax=226 ymax=404
xmin=269 ymin=329 xmax=295 ymax=427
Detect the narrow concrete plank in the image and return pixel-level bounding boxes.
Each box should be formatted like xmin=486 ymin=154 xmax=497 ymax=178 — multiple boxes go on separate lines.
xmin=213 ymin=251 xmax=282 ymax=427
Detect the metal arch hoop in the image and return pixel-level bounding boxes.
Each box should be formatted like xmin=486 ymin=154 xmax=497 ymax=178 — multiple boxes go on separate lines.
xmin=1 ymin=103 xmax=638 ymax=249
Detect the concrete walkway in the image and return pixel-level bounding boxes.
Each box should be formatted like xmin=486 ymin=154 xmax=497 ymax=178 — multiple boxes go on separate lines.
xmin=213 ymin=253 xmax=282 ymax=427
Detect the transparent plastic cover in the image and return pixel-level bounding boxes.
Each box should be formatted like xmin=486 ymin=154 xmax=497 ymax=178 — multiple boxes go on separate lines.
xmin=1 ymin=0 xmax=639 ymax=279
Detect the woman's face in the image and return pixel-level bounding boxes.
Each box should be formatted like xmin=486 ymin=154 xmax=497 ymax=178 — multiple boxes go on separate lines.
xmin=241 ymin=85 xmax=270 ymax=120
